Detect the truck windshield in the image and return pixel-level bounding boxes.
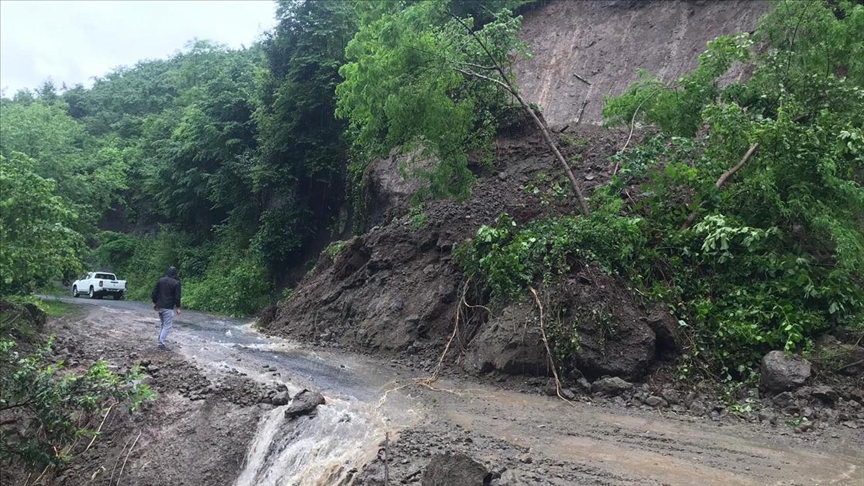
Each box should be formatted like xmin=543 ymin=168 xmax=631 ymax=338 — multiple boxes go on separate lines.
xmin=95 ymin=273 xmax=116 ymax=280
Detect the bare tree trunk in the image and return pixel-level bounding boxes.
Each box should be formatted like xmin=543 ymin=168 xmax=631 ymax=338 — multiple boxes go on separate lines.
xmin=448 ymin=11 xmax=591 ymax=217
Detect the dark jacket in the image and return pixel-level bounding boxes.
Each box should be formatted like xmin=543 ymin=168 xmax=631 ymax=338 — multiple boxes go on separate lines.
xmin=151 ymin=270 xmax=181 ymax=310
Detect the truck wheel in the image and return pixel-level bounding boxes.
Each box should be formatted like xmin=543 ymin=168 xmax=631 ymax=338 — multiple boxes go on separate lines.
xmin=113 ymin=293 xmax=124 ymax=301
xmin=72 ymin=286 xmax=79 ymax=298
xmin=89 ymin=287 xmax=95 ymax=299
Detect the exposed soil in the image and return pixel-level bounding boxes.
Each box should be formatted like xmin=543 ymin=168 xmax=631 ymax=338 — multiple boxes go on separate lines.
xmin=263 ymin=125 xmax=632 ymax=370
xmin=514 ymin=0 xmax=771 ymax=126
xmin=2 ymin=307 xmax=268 ymax=486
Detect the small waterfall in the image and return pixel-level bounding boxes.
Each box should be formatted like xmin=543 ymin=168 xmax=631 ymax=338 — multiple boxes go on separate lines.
xmin=234 ymin=396 xmax=384 ymax=486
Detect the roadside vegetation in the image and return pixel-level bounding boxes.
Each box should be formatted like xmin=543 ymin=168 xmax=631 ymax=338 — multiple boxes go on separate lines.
xmin=0 ymin=297 xmax=155 ymax=471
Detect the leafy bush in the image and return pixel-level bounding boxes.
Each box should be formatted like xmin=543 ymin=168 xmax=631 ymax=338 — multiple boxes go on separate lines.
xmin=337 ymin=1 xmax=529 ymax=200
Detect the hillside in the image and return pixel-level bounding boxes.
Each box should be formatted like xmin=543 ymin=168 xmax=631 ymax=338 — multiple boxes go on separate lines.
xmin=515 ymin=0 xmax=770 ymax=126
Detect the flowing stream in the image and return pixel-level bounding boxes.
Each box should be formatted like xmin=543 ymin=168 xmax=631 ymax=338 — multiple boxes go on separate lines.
xmin=234 ymin=395 xmax=386 ymax=486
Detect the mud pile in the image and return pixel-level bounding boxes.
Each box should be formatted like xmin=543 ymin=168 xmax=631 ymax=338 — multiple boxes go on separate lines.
xmin=263 ymin=126 xmax=674 ymax=380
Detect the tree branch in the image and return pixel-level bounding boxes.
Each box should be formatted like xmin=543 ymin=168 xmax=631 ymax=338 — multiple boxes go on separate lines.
xmin=680 ymin=143 xmax=759 ymax=230
xmin=0 ymin=401 xmax=32 ymax=413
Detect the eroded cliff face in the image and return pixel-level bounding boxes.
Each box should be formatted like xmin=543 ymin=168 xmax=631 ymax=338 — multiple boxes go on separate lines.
xmin=515 ymin=0 xmax=769 ymax=126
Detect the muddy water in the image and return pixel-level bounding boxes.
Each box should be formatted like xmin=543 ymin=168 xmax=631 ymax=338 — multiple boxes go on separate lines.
xmin=234 ymin=397 xmax=382 ymax=486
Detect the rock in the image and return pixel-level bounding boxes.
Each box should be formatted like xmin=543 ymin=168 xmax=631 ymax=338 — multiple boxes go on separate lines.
xmin=841 ymin=421 xmax=859 ymax=429
xmin=576 ymin=377 xmax=592 ymax=392
xmin=644 ymin=308 xmax=682 ymax=355
xmin=284 ymin=389 xmax=325 ymax=420
xmin=422 ymin=453 xmax=489 ymax=486
xmin=561 ymin=388 xmax=577 ymax=400
xmin=518 ymin=453 xmax=533 ymax=464
xmin=760 ymin=351 xmax=811 ymax=392
xmin=810 ymin=386 xmax=839 ymax=405
xmin=591 ymin=377 xmax=633 ymax=396
xmin=772 ymin=391 xmax=796 ymax=408
xmin=797 ymin=421 xmax=814 ymax=433
xmin=661 ymin=388 xmax=680 ymax=405
xmin=758 ymin=409 xmax=776 ymax=424
xmin=644 ymin=396 xmax=667 ymax=408
xmin=464 ymin=306 xmax=551 ymax=376
xmin=496 ymin=470 xmax=526 ymax=486
xmin=271 ymin=391 xmax=291 ymax=406
xmin=689 ymin=401 xmax=707 ymax=415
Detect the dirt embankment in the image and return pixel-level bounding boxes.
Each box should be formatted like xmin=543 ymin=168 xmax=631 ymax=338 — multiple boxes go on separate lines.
xmin=514 ymin=0 xmax=770 ymax=126
xmin=262 ymin=126 xmax=649 ymax=376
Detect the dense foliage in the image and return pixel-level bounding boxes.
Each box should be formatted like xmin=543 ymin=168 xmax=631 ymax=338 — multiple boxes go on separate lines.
xmin=0 ymin=0 xmax=536 ymax=315
xmin=0 ymin=154 xmax=85 ymax=295
xmin=337 ymin=0 xmax=529 ymax=208
xmin=458 ymin=0 xmax=864 ymax=378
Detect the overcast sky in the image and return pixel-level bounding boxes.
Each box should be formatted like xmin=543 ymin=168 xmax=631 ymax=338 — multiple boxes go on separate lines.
xmin=0 ymin=0 xmax=277 ymax=95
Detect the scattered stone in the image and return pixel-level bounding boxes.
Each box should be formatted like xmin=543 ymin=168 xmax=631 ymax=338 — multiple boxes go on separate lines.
xmin=797 ymin=421 xmax=814 ymax=433
xmin=760 ymin=351 xmax=811 ymax=392
xmin=495 ymin=470 xmax=526 ymax=486
xmin=422 ymin=453 xmax=489 ymax=486
xmin=575 ymin=377 xmax=591 ymax=392
xmin=284 ymin=389 xmax=326 ymax=420
xmin=758 ymin=409 xmax=776 ymax=424
xmin=644 ymin=396 xmax=667 ymax=408
xmin=271 ymin=391 xmax=291 ymax=406
xmin=772 ymin=391 xmax=796 ymax=408
xmin=810 ymin=386 xmax=839 ymax=405
xmin=689 ymin=401 xmax=707 ymax=415
xmin=591 ymin=377 xmax=633 ymax=396
xmin=841 ymin=421 xmax=859 ymax=429
xmin=518 ymin=453 xmax=533 ymax=464
xmin=661 ymin=388 xmax=680 ymax=405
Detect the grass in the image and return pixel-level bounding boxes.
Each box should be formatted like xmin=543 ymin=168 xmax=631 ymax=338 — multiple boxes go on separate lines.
xmin=39 ymin=299 xmax=74 ymax=318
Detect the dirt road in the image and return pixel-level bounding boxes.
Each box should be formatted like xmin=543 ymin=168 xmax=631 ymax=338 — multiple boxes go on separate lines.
xmin=47 ymin=297 xmax=864 ymax=485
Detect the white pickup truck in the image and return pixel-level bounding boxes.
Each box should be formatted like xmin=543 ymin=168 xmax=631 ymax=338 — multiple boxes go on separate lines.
xmin=72 ymin=272 xmax=127 ymax=300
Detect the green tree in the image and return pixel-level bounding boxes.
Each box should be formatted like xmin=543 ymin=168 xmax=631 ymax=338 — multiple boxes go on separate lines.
xmin=336 ymin=0 xmax=525 ymax=200
xmin=0 ymin=153 xmax=85 ymax=295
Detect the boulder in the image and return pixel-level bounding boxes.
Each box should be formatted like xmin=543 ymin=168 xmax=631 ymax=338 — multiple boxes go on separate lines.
xmin=464 ymin=305 xmax=551 ymax=376
xmin=760 ymin=351 xmax=811 ymax=392
xmin=422 ymin=453 xmax=489 ymax=486
xmin=284 ymin=389 xmax=325 ymax=420
xmin=591 ymin=377 xmax=633 ymax=396
xmin=549 ymin=277 xmax=657 ymax=380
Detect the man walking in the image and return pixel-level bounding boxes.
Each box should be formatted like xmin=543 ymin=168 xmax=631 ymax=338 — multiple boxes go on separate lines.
xmin=151 ymin=266 xmax=182 ymax=350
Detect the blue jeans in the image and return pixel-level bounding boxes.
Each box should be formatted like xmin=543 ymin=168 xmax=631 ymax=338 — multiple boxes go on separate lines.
xmin=158 ymin=309 xmax=174 ymax=346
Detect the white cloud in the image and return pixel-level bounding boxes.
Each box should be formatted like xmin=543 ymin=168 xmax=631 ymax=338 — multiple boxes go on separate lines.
xmin=0 ymin=0 xmax=277 ymax=94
